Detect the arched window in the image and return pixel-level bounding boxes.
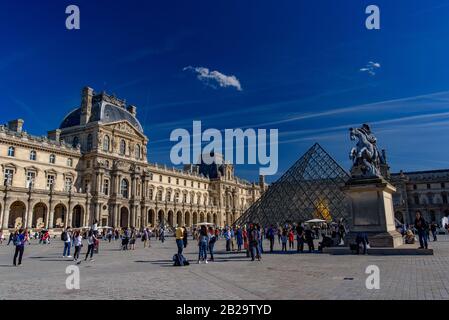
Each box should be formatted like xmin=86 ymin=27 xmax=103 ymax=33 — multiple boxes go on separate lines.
xmin=120 ymin=140 xmax=126 ymax=155
xmin=49 ymin=154 xmax=56 ymax=164
xmin=7 ymin=146 xmax=15 ymax=157
xmin=30 ymin=150 xmax=37 ymax=161
xmin=103 ymin=135 xmax=110 ymax=152
xmin=166 ymin=191 xmax=172 ymax=202
xmin=120 ymin=179 xmax=129 ymax=198
xmin=87 ymin=134 xmax=93 ymax=151
xmin=157 ymin=190 xmax=163 ymax=201
xmin=135 ymin=144 xmax=141 ymax=159
xmin=72 ymin=136 xmax=79 ymax=148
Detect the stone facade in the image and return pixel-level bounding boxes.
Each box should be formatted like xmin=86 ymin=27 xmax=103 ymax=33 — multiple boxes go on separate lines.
xmin=390 ymin=170 xmax=449 ymax=225
xmin=0 ymin=87 xmax=264 ymax=232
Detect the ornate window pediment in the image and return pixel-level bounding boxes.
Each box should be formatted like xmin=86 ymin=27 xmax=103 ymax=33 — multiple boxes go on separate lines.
xmin=24 ymin=166 xmax=39 ymax=175
xmin=45 ymin=169 xmax=58 ymax=177
xmin=1 ymin=163 xmax=17 ymax=173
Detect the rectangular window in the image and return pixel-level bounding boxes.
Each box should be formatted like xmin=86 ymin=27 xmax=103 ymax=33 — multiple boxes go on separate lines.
xmin=159 ymin=175 xmax=162 ymax=182
xmin=427 ymin=183 xmax=431 ymax=189
xmin=103 ymin=179 xmax=109 ymax=195
xmin=441 ymin=183 xmax=446 ymax=189
xmin=176 ymin=178 xmax=179 ymax=185
xmin=148 ymin=189 xmax=153 ymax=200
xmin=26 ymin=171 xmax=36 ymax=188
xmin=3 ymin=168 xmax=14 ymax=186
xmin=84 ymin=180 xmax=90 ymax=193
xmin=65 ymin=177 xmax=73 ymax=192
xmin=46 ymin=175 xmax=55 ymax=190
xmin=168 ymin=177 xmax=171 ymax=184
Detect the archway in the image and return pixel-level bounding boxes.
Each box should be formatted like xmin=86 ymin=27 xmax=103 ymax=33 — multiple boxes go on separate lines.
xmin=32 ymin=203 xmax=47 ymax=229
xmin=200 ymin=212 xmax=205 ymax=223
xmin=120 ymin=207 xmax=129 ymax=228
xmin=185 ymin=211 xmax=191 ymax=227
xmin=176 ymin=211 xmax=182 ymax=227
xmin=207 ymin=212 xmax=212 ymax=223
xmin=72 ymin=205 xmax=83 ymax=228
xmin=53 ymin=204 xmax=67 ymax=228
xmin=193 ymin=212 xmax=198 ymax=225
xmin=148 ymin=209 xmax=155 ymax=226
xmin=168 ymin=210 xmax=174 ymax=227
xmin=8 ymin=201 xmax=26 ymax=229
xmin=158 ymin=209 xmax=165 ymax=225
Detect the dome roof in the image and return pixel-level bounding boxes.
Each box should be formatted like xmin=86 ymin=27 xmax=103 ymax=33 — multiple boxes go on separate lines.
xmin=60 ymin=102 xmax=143 ymax=133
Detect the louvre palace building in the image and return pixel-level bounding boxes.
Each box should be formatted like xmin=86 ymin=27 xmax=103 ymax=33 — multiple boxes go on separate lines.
xmin=0 ymin=87 xmax=265 ymax=232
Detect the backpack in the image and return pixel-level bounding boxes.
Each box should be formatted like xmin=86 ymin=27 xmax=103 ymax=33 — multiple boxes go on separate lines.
xmin=173 ymin=253 xmax=189 ymax=266
xmin=61 ymin=231 xmax=68 ymax=242
xmin=13 ymin=235 xmax=22 ymax=246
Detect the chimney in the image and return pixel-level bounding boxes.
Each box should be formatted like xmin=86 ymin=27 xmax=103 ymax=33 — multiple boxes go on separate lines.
xmin=8 ymin=119 xmax=24 ymax=133
xmin=80 ymin=86 xmax=94 ymax=125
xmin=259 ymin=175 xmax=265 ymax=191
xmin=47 ymin=129 xmax=61 ymax=141
xmin=127 ymin=105 xmax=137 ymax=116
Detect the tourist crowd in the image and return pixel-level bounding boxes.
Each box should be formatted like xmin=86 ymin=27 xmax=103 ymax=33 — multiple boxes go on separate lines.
xmin=1 ymin=210 xmax=447 ymax=267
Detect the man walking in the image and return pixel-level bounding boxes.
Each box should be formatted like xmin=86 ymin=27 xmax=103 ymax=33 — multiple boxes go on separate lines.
xmin=296 ymin=223 xmax=305 ymax=253
xmin=13 ymin=229 xmax=26 ymax=266
xmin=267 ymin=225 xmax=275 ymax=252
xmin=62 ymin=227 xmax=72 ymax=258
xmin=414 ymin=211 xmax=429 ymax=249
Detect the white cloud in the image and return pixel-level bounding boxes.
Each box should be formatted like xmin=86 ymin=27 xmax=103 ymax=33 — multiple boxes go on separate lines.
xmin=360 ymin=61 xmax=381 ymax=76
xmin=183 ymin=66 xmax=242 ymax=91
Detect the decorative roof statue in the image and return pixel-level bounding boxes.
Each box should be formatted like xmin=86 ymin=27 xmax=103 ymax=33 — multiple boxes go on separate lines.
xmin=349 ymin=124 xmax=386 ymax=178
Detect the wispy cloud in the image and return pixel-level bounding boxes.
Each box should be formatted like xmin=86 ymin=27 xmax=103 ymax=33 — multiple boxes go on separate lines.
xmin=360 ymin=61 xmax=381 ymax=76
xmin=183 ymin=66 xmax=242 ymax=91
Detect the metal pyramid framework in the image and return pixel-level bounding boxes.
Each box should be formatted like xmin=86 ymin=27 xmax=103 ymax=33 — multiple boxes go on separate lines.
xmin=235 ymin=143 xmax=351 ymax=226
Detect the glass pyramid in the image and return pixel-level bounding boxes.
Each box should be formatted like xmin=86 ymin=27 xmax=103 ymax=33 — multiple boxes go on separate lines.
xmin=236 ymin=143 xmax=351 ymax=226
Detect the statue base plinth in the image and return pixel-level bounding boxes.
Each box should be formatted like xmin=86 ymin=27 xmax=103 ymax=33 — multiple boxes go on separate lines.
xmin=342 ymin=177 xmax=403 ymax=248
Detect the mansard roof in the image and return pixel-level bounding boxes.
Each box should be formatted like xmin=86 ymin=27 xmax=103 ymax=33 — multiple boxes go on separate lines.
xmin=59 ymin=99 xmax=143 ymax=133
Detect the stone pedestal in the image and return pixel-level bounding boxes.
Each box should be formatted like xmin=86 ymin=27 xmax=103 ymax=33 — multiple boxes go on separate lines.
xmin=342 ymin=177 xmax=403 ymax=248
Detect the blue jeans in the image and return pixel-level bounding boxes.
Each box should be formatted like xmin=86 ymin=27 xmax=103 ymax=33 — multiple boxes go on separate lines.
xmin=63 ymin=242 xmax=71 ymax=256
xmin=208 ymin=241 xmax=215 ymax=260
xmin=176 ymin=239 xmax=184 ymax=255
xmin=199 ymin=241 xmax=208 ymax=260
xmin=418 ymin=230 xmax=428 ymax=248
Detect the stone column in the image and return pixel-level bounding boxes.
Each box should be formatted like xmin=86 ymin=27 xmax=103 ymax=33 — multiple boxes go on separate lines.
xmin=95 ymin=202 xmax=100 ymax=223
xmin=26 ymin=203 xmax=33 ymax=229
xmin=2 ymin=199 xmax=11 ymax=230
xmin=48 ymin=209 xmax=55 ymax=229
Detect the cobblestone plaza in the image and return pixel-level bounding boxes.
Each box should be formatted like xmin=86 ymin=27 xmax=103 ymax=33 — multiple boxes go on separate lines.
xmin=1 ymin=236 xmax=449 ymax=300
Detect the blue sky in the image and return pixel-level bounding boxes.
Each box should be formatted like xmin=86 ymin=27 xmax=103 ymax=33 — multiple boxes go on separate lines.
xmin=2 ymin=0 xmax=449 ymax=182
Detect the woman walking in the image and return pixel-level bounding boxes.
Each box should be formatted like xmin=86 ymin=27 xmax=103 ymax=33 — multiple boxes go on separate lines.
xmin=288 ymin=229 xmax=294 ymax=250
xmin=129 ymin=227 xmax=136 ymax=250
xmin=208 ymin=226 xmax=216 ymax=262
xmin=73 ymin=230 xmax=82 ymax=263
xmin=84 ymin=230 xmax=97 ymax=262
xmin=198 ymin=225 xmax=209 ymax=264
